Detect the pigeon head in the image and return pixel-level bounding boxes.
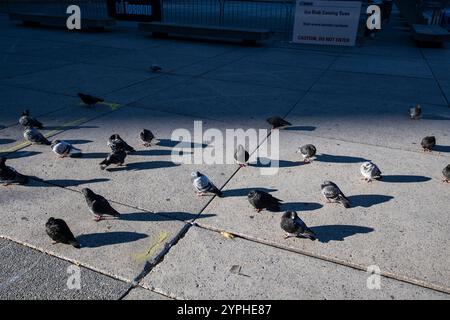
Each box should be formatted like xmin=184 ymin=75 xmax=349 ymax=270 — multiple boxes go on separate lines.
xmin=81 ymin=188 xmax=94 ymax=198
xmin=22 ymin=110 xmax=29 ymax=116
xmin=361 ymin=161 xmax=373 ymax=171
xmin=109 ymin=134 xmax=121 ymax=141
xmin=247 ymin=190 xmax=257 ymax=199
xmin=191 ymin=171 xmax=201 ymax=178
xmin=321 ymin=181 xmax=334 ymax=189
xmin=0 ymin=157 xmax=6 ymax=167
xmin=51 ymin=140 xmax=61 ymax=148
xmin=282 ymin=211 xmax=297 ymax=220
xmin=46 ymin=217 xmax=56 ymax=225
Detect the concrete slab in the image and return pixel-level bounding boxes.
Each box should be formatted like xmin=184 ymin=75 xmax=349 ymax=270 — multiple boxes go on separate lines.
xmin=309 ymin=70 xmax=447 ymax=106
xmin=129 ymin=77 xmax=304 ymax=124
xmin=123 ymin=287 xmax=171 ymax=300
xmin=330 ymin=55 xmax=433 ymax=78
xmin=0 ymin=179 xmax=186 ymax=282
xmin=0 ymin=238 xmax=130 ymax=300
xmin=1 ymin=63 xmax=154 ymax=96
xmin=286 ymin=90 xmax=450 ymax=152
xmin=195 ymin=131 xmax=450 ymax=291
xmin=143 ymin=227 xmax=449 ymax=299
xmin=4 ymin=106 xmax=238 ymax=216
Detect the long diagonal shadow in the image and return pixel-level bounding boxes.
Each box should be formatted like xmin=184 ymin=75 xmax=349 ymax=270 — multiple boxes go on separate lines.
xmin=380 ymin=175 xmax=431 ymax=183
xmin=347 ymin=194 xmax=393 ymax=208
xmin=311 ymin=225 xmax=374 ymax=243
xmin=316 ymin=154 xmax=369 ymax=163
xmin=120 ymin=212 xmax=216 ymax=222
xmin=77 ymin=231 xmax=148 ymax=248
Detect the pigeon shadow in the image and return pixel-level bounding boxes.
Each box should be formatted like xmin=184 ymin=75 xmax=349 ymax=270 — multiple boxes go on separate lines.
xmin=77 ymin=231 xmax=148 ymax=248
xmin=222 ymin=187 xmax=278 ymax=197
xmin=422 ymin=115 xmax=450 ymax=121
xmin=81 ymin=152 xmax=109 ymax=159
xmin=157 ymin=139 xmax=208 ymax=149
xmin=106 ymin=161 xmax=180 ymax=172
xmin=284 ymin=126 xmax=316 ymax=132
xmin=44 ymin=178 xmax=110 ymax=187
xmin=134 ymin=149 xmax=192 ymax=157
xmin=381 ymin=175 xmax=431 ymax=183
xmin=252 ymin=157 xmax=301 ymax=168
xmin=120 ymin=211 xmax=216 ymax=222
xmin=281 ymin=202 xmax=323 ymax=212
xmin=316 ymin=154 xmax=369 ymax=163
xmin=347 ymin=194 xmax=393 ymax=208
xmin=63 ymin=139 xmax=93 ymax=145
xmin=311 ymin=225 xmax=374 ymax=243
xmin=0 ymin=138 xmax=15 ymax=145
xmin=434 ymin=145 xmax=450 ymax=153
xmin=2 ymin=151 xmax=41 ymax=159
xmin=43 ymin=125 xmax=98 ymax=130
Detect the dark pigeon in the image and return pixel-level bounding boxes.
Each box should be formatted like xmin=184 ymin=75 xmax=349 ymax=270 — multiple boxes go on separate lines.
xmin=107 ymin=134 xmax=135 ymax=153
xmin=0 ymin=157 xmax=28 ymax=186
xmin=78 ymin=93 xmax=104 ymax=107
xmin=234 ymin=145 xmax=250 ymax=167
xmin=266 ymin=116 xmax=291 ymax=129
xmin=443 ymin=164 xmax=450 ymax=183
xmin=45 ymin=217 xmax=80 ymax=248
xmin=421 ymin=136 xmax=436 ymax=152
xmin=297 ymin=144 xmax=316 ymax=163
xmin=23 ymin=127 xmax=51 ymax=145
xmin=140 ymin=129 xmax=155 ymax=147
xmin=19 ymin=110 xmax=43 ymax=129
xmin=321 ymin=180 xmax=351 ymax=208
xmin=99 ymin=150 xmax=127 ymax=170
xmin=280 ymin=211 xmax=316 ymax=240
xmin=247 ymin=190 xmax=283 ymax=212
xmin=81 ymin=188 xmax=120 ymax=222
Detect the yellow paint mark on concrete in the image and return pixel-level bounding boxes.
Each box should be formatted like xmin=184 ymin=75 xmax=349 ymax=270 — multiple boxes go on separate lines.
xmin=0 ymin=118 xmax=87 ymax=154
xmin=134 ymin=232 xmax=169 ymax=263
xmin=99 ymin=101 xmax=121 ymax=110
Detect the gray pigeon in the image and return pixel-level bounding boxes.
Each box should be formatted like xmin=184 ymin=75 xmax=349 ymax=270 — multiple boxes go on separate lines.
xmin=421 ymin=136 xmax=436 ymax=152
xmin=140 ymin=129 xmax=155 ymax=147
xmin=410 ymin=105 xmax=421 ymax=120
xmin=247 ymin=190 xmax=283 ymax=212
xmin=443 ymin=164 xmax=450 ymax=183
xmin=45 ymin=217 xmax=80 ymax=248
xmin=99 ymin=150 xmax=127 ymax=170
xmin=0 ymin=157 xmax=28 ymax=186
xmin=107 ymin=134 xmax=135 ymax=153
xmin=150 ymin=64 xmax=162 ymax=73
xmin=280 ymin=211 xmax=316 ymax=240
xmin=360 ymin=161 xmax=382 ymax=182
xmin=297 ymin=144 xmax=316 ymax=163
xmin=321 ymin=181 xmax=351 ymax=208
xmin=23 ymin=127 xmax=51 ymax=145
xmin=19 ymin=110 xmax=43 ymax=129
xmin=81 ymin=188 xmax=120 ymax=221
xmin=266 ymin=116 xmax=291 ymax=129
xmin=234 ymin=145 xmax=250 ymax=167
xmin=51 ymin=140 xmax=82 ymax=158
xmin=191 ymin=171 xmax=222 ymax=197
xmin=78 ymin=93 xmax=104 ymax=107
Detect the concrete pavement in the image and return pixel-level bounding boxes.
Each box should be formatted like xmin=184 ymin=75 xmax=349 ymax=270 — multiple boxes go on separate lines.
xmin=0 ymin=6 xmax=449 ymax=299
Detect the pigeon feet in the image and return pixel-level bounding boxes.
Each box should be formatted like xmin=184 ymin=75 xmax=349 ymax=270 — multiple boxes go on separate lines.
xmin=94 ymin=216 xmax=104 ymax=222
xmin=283 ymin=233 xmax=294 ymax=239
xmin=443 ymin=179 xmax=449 ymax=183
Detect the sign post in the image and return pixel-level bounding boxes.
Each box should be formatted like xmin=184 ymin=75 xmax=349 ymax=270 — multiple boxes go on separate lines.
xmin=107 ymin=0 xmax=161 ymax=22
xmin=292 ymin=1 xmax=362 ymax=46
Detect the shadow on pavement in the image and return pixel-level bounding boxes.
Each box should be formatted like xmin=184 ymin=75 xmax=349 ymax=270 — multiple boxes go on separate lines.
xmin=281 ymin=202 xmax=323 ymax=212
xmin=311 ymin=225 xmax=374 ymax=243
xmin=0 ymin=138 xmax=16 ymax=145
xmin=2 ymin=151 xmax=41 ymax=159
xmin=77 ymin=231 xmax=148 ymax=248
xmin=222 ymin=187 xmax=278 ymax=197
xmin=381 ymin=175 xmax=431 ymax=183
xmin=121 ymin=211 xmax=215 ymax=222
xmin=106 ymin=161 xmax=180 ymax=171
xmin=284 ymin=126 xmax=316 ymax=131
xmin=348 ymin=194 xmax=394 ymax=208
xmin=316 ymin=154 xmax=369 ymax=163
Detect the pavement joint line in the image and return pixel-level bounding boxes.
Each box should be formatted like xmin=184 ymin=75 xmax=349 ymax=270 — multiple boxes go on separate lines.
xmin=192 ymin=222 xmax=450 ymax=296
xmin=419 ymin=47 xmax=450 ymax=107
xmin=0 ymin=235 xmax=135 ymax=285
xmin=119 ymin=283 xmax=176 ymax=300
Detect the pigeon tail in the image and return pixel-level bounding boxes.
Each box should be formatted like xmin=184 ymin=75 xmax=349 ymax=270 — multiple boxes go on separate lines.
xmin=339 ymin=196 xmax=351 ymax=208
xmin=70 ymin=240 xmax=81 ymax=248
xmin=17 ymin=174 xmax=29 ymax=185
xmin=301 ymin=229 xmax=317 ymax=241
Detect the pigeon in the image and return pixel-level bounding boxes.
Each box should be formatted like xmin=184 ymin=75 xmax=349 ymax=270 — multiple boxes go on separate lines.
xmin=410 ymin=105 xmax=422 ymax=120
xmin=247 ymin=190 xmax=283 ymax=212
xmin=150 ymin=64 xmax=162 ymax=73
xmin=360 ymin=161 xmax=382 ymax=182
xmin=234 ymin=145 xmax=250 ymax=167
xmin=280 ymin=211 xmax=316 ymax=240
xmin=51 ymin=140 xmax=82 ymax=158
xmin=0 ymin=157 xmax=29 ymax=186
xmin=107 ymin=134 xmax=135 ymax=153
xmin=442 ymin=164 xmax=450 ymax=183
xmin=140 ymin=129 xmax=155 ymax=147
xmin=191 ymin=171 xmax=222 ymax=197
xmin=321 ymin=181 xmax=351 ymax=208
xmin=297 ymin=144 xmax=316 ymax=163
xmin=421 ymin=136 xmax=436 ymax=152
xmin=19 ymin=110 xmax=43 ymax=129
xmin=77 ymin=93 xmax=104 ymax=107
xmin=81 ymin=188 xmax=120 ymax=221
xmin=266 ymin=116 xmax=291 ymax=129
xmin=99 ymin=150 xmax=127 ymax=170
xmin=23 ymin=127 xmax=51 ymax=145
xmin=45 ymin=217 xmax=80 ymax=248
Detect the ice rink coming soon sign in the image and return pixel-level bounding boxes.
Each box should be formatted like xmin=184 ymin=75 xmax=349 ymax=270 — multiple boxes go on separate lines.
xmin=293 ymin=0 xmax=362 ymax=46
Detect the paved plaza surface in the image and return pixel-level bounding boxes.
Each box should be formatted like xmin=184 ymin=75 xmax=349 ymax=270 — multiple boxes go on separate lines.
xmin=0 ymin=8 xmax=449 ymax=300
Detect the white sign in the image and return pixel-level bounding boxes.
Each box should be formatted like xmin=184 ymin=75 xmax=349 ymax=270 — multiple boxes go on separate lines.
xmin=293 ymin=1 xmax=362 ymax=46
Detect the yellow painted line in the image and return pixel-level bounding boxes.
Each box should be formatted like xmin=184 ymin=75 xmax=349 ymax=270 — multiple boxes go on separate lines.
xmin=134 ymin=232 xmax=169 ymax=263
xmin=99 ymin=101 xmax=122 ymax=110
xmin=0 ymin=117 xmax=88 ymax=154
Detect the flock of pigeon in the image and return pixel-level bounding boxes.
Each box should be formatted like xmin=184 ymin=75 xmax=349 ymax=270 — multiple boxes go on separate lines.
xmin=0 ymin=102 xmax=449 ymax=247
